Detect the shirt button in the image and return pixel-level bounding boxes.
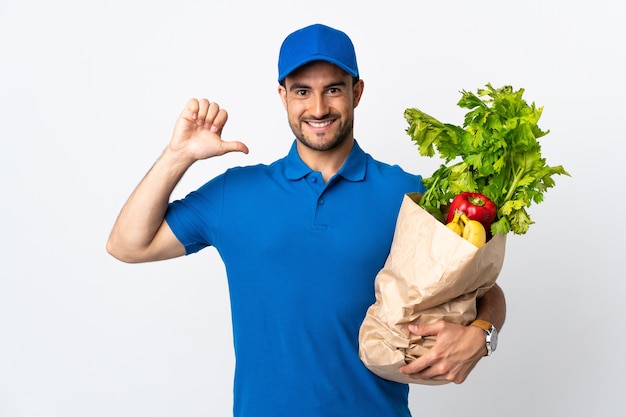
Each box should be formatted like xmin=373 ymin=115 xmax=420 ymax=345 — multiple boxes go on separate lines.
xmin=310 ymin=176 xmax=317 ymax=183
xmin=318 ymin=199 xmax=325 ymax=205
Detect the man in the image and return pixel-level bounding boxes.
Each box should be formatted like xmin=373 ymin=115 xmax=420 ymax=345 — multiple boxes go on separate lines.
xmin=107 ymin=23 xmax=506 ymax=417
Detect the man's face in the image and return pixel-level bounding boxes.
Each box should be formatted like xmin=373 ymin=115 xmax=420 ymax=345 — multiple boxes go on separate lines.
xmin=279 ymin=61 xmax=364 ymax=152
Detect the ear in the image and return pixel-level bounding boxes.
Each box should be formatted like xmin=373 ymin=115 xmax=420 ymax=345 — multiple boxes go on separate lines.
xmin=352 ymin=79 xmax=365 ymax=108
xmin=278 ymin=84 xmax=288 ymax=109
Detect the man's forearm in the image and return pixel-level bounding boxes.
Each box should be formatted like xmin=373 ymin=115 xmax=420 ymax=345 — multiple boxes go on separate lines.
xmin=106 ymin=148 xmax=190 ymax=261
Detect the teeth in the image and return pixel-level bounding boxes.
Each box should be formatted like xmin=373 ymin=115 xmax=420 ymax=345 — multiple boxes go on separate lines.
xmin=308 ymin=121 xmax=332 ymax=128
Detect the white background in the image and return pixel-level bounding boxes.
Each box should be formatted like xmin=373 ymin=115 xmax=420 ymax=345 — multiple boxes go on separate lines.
xmin=1 ymin=1 xmax=624 ymax=416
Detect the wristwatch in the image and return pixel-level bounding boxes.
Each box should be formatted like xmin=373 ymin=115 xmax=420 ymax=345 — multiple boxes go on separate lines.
xmin=470 ymin=319 xmax=498 ymax=356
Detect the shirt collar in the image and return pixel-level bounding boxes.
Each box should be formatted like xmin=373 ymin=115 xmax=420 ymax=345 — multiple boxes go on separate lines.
xmin=284 ymin=139 xmax=367 ymax=182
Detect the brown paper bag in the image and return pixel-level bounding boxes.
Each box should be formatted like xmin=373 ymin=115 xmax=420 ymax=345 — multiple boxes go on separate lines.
xmin=358 ymin=193 xmax=506 ymax=385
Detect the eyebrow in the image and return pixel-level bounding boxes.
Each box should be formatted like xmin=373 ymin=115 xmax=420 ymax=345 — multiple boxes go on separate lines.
xmin=288 ymin=80 xmax=348 ymax=92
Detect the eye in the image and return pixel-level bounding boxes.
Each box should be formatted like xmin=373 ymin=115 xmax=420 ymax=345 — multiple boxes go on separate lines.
xmin=295 ymin=89 xmax=309 ymax=96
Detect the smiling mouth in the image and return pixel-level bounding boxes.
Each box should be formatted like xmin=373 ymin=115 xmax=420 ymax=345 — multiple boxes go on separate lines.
xmin=306 ymin=120 xmax=333 ymax=129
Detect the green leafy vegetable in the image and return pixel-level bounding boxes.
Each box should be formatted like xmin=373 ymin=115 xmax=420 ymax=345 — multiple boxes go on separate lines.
xmin=405 ymin=83 xmax=570 ymax=235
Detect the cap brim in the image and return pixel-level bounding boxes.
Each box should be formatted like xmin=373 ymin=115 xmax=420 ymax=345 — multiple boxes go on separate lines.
xmin=278 ymin=54 xmax=358 ymax=82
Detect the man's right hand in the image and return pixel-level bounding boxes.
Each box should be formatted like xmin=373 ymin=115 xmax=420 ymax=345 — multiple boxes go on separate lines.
xmin=107 ymin=98 xmax=248 ymax=263
xmin=169 ymin=98 xmax=249 ymax=163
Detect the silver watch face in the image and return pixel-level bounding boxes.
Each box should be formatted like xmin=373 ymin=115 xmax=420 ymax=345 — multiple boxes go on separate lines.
xmin=488 ymin=326 xmax=498 ymax=354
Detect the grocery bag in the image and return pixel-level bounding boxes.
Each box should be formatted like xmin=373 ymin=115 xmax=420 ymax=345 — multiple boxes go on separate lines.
xmin=358 ymin=192 xmax=506 ymax=385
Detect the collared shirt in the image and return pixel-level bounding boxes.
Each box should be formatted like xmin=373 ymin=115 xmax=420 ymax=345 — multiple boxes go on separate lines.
xmin=166 ymin=140 xmax=425 ymax=417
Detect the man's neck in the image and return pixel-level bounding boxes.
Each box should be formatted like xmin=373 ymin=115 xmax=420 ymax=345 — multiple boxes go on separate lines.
xmin=296 ymin=138 xmax=354 ymax=183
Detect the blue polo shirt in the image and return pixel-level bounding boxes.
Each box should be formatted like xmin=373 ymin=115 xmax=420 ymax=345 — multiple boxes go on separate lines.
xmin=165 ymin=140 xmax=425 ymax=417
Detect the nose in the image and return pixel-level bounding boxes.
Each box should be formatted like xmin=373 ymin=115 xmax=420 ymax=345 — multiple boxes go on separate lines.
xmin=310 ymin=92 xmax=329 ymax=118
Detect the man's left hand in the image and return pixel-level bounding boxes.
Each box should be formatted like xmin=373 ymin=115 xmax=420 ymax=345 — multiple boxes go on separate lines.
xmin=398 ymin=321 xmax=486 ymax=384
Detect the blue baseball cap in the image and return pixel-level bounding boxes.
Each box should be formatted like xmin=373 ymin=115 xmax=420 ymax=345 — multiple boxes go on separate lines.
xmin=277 ymin=24 xmax=359 ymax=83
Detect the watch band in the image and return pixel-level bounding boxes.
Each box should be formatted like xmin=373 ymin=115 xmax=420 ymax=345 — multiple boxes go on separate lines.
xmin=470 ymin=319 xmax=497 ymax=356
xmin=470 ymin=319 xmax=493 ymax=332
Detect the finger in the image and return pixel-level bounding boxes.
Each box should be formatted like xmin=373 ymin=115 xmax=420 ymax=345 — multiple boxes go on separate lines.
xmin=408 ymin=323 xmax=433 ymax=337
xmin=183 ymin=98 xmax=200 ymax=121
xmin=399 ymin=366 xmax=438 ymax=381
xmin=210 ymin=108 xmax=229 ymax=134
xmin=203 ymin=102 xmax=221 ymax=128
xmin=196 ymin=98 xmax=210 ymax=125
xmin=399 ymin=358 xmax=447 ymax=382
xmin=400 ymin=367 xmax=434 ymax=380
xmin=218 ymin=140 xmax=249 ymax=155
xmin=399 ymin=354 xmax=430 ymax=375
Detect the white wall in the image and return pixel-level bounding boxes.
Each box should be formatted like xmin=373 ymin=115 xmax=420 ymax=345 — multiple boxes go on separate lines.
xmin=1 ymin=1 xmax=624 ymax=416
